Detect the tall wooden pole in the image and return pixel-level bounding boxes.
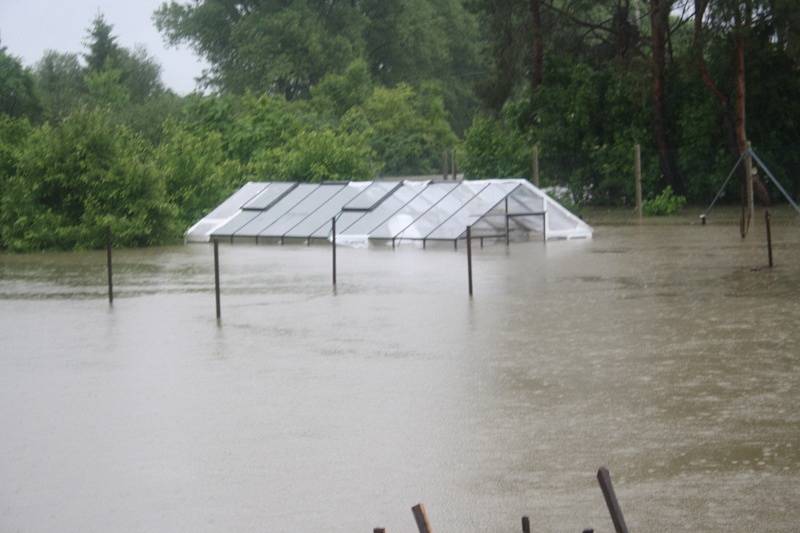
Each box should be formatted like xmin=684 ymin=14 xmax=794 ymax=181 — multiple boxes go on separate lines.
xmin=532 ymin=143 xmax=540 ymax=187
xmin=634 ymin=143 xmax=642 ymax=218
xmin=106 ymin=227 xmax=113 ymax=305
xmin=213 ymin=239 xmax=221 ymax=319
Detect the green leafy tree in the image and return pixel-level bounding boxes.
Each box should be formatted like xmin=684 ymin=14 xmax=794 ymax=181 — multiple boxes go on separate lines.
xmin=156 ymin=120 xmax=242 ymax=227
xmin=356 ymin=83 xmax=457 ymax=175
xmin=0 ymin=45 xmax=41 ymax=120
xmin=83 ymin=14 xmax=120 ymax=72
xmin=310 ymin=60 xmax=373 ymax=119
xmin=461 ymin=113 xmax=530 ymax=179
xmin=155 ymin=0 xmax=366 ymax=99
xmin=33 ymin=51 xmax=87 ymax=121
xmin=249 ymin=126 xmax=379 ymax=182
xmin=0 ymin=109 xmax=175 ymax=251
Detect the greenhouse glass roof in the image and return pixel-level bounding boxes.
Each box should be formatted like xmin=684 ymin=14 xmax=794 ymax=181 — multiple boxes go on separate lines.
xmin=186 ymin=179 xmax=592 ymax=245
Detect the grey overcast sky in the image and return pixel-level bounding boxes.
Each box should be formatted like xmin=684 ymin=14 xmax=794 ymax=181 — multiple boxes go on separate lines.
xmin=0 ymin=0 xmax=207 ymax=94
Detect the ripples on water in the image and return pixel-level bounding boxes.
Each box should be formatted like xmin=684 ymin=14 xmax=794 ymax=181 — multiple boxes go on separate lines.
xmin=1 ymin=211 xmax=799 ymax=532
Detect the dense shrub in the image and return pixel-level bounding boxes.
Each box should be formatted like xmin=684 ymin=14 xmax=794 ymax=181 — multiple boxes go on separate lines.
xmin=0 ymin=109 xmax=175 ymax=251
xmin=643 ymin=186 xmax=687 ymax=216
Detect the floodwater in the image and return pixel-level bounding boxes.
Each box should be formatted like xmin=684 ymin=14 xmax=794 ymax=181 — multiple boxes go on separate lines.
xmin=1 ymin=209 xmax=799 ymax=532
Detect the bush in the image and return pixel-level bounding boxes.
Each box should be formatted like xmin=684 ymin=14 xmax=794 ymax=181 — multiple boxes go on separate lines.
xmin=0 ymin=109 xmax=175 ymax=251
xmin=643 ymin=186 xmax=687 ymax=216
xmin=248 ymin=126 xmax=380 ymax=182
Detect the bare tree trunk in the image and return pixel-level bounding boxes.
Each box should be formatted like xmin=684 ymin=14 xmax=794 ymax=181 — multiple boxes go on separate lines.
xmin=530 ymin=0 xmax=544 ymax=90
xmin=734 ymin=31 xmax=752 ymax=236
xmin=649 ymin=0 xmax=682 ymax=193
xmin=693 ymin=0 xmax=738 ymax=157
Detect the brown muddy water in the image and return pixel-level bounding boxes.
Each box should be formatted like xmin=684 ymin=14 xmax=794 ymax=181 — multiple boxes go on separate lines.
xmin=1 ymin=208 xmax=799 ymax=532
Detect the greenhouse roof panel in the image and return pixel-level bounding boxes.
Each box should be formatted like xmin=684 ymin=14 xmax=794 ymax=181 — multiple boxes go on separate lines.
xmin=189 ymin=179 xmax=592 ymax=244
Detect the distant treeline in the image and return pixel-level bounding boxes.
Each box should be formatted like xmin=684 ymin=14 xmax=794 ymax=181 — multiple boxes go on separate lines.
xmin=0 ymin=1 xmax=798 ymax=251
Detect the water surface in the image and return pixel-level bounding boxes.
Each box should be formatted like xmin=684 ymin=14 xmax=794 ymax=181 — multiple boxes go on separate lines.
xmin=1 ymin=210 xmax=799 ymax=532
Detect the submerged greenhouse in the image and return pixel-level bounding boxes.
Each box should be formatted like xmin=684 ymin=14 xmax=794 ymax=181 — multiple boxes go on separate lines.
xmin=186 ymin=179 xmax=592 ymax=246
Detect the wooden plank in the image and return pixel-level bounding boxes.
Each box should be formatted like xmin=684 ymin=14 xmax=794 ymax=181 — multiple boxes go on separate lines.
xmin=411 ymin=503 xmax=432 ymax=533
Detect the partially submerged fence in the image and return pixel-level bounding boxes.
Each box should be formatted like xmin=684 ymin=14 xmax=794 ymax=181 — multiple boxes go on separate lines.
xmin=372 ymin=467 xmax=629 ymax=533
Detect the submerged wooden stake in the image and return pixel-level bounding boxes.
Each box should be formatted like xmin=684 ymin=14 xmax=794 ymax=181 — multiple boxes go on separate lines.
xmin=521 ymin=516 xmax=531 ymax=533
xmin=411 ymin=503 xmax=432 ymax=533
xmin=597 ymin=467 xmax=629 ymax=533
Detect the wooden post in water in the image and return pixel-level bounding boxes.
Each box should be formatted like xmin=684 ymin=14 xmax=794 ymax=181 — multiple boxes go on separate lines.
xmin=411 ymin=504 xmax=432 ymax=533
xmin=466 ymin=226 xmax=473 ymax=296
xmin=106 ymin=227 xmax=113 ymax=305
xmin=634 ymin=143 xmax=642 ymax=218
xmin=331 ymin=216 xmax=337 ymax=287
xmin=373 ymin=529 xmax=386 ymax=533
xmin=442 ymin=150 xmax=449 ymax=180
xmin=765 ymin=209 xmax=773 ymax=268
xmin=521 ymin=516 xmax=531 ymax=533
xmin=451 ymin=149 xmax=457 ymax=179
xmin=597 ymin=467 xmax=629 ymax=533
xmin=213 ymin=239 xmax=221 ymax=319
xmin=741 ymin=140 xmax=754 ymax=237
xmin=532 ymin=143 xmax=540 ymax=187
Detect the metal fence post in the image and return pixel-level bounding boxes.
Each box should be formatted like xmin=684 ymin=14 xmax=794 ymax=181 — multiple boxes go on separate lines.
xmin=597 ymin=467 xmax=629 ymax=533
xmin=505 ymin=197 xmax=510 ymax=246
xmin=331 ymin=216 xmax=337 ymax=287
xmin=765 ymin=209 xmax=773 ymax=268
xmin=106 ymin=227 xmax=113 ymax=305
xmin=213 ymin=239 xmax=221 ymax=319
xmin=466 ymin=226 xmax=473 ymax=296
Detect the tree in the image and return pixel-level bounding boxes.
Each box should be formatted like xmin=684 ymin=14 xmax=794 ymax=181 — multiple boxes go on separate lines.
xmin=33 ymin=51 xmax=86 ymax=121
xmin=156 ymin=120 xmax=242 ymax=227
xmin=0 ymin=109 xmax=175 ymax=251
xmin=649 ymin=0 xmax=683 ymax=193
xmin=83 ymin=14 xmax=120 ymax=72
xmin=248 ymin=126 xmax=379 ymax=182
xmin=0 ymin=45 xmax=41 ymax=120
xmin=155 ymin=0 xmax=366 ymax=98
xmin=355 ymin=83 xmax=457 ymax=175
